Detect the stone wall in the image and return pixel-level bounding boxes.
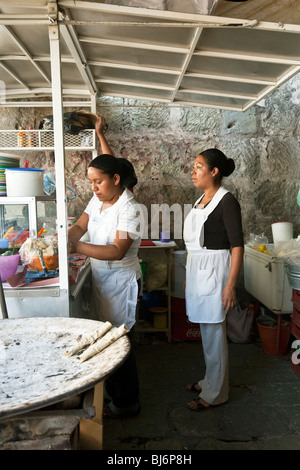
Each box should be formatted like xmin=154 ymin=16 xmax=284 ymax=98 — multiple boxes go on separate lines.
xmin=1 ymin=74 xmax=300 ymax=304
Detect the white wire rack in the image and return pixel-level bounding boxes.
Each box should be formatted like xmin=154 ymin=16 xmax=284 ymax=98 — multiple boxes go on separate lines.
xmin=0 ymin=129 xmax=96 ymax=151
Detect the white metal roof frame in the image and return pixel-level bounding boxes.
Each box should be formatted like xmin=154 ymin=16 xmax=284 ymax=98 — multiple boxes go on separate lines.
xmin=1 ymin=0 xmax=300 ymax=111
xmin=0 ymin=0 xmax=299 ymax=304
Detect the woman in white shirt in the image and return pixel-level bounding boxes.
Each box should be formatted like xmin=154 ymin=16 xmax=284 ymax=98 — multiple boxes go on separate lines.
xmin=68 ymin=151 xmax=142 ymax=418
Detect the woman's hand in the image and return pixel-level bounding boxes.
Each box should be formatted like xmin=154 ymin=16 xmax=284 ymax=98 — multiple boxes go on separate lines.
xmin=68 ymin=239 xmax=78 ymax=254
xmin=222 ymin=284 xmax=236 ymax=313
xmin=222 ymin=246 xmax=244 ymax=313
xmin=95 ymin=116 xmax=106 ymax=135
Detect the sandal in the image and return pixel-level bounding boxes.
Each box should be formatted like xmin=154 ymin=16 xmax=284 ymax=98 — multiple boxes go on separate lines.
xmin=103 ymin=404 xmax=118 ymax=418
xmin=187 ymin=397 xmax=211 ymax=412
xmin=186 ymin=382 xmax=202 ymax=393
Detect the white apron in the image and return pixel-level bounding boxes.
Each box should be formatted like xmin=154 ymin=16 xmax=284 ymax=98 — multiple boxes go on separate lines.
xmin=88 ymin=191 xmax=140 ymax=330
xmin=183 ymin=187 xmax=231 ymax=323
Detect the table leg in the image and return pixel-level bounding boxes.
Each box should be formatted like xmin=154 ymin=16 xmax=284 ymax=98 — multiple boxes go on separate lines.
xmin=79 ymin=381 xmax=103 ymax=450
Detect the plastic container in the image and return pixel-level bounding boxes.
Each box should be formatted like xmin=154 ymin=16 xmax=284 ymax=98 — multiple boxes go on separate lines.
xmin=150 ymin=307 xmax=168 ymax=329
xmin=0 ymin=153 xmax=21 ymax=196
xmin=160 ymin=230 xmax=170 ymax=242
xmin=5 ymin=168 xmax=44 ymax=197
xmin=0 ymin=254 xmax=20 ymax=281
xmin=17 ymin=126 xmax=26 ymax=147
xmin=0 ymin=238 xmax=9 ymax=249
xmin=171 ymin=297 xmax=201 ymax=341
xmin=142 ymin=290 xmax=159 ymax=322
xmin=271 ymin=222 xmax=293 ymax=245
xmin=244 ymin=244 xmax=293 ymax=313
xmin=171 ymin=250 xmax=186 ymax=299
xmin=257 ymin=321 xmax=290 ymax=355
xmin=140 ymin=261 xmax=146 ymax=284
xmin=27 ymin=126 xmax=37 ymax=147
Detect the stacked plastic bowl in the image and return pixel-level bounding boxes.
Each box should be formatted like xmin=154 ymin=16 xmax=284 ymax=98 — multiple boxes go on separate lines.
xmin=0 ymin=153 xmax=21 ymax=196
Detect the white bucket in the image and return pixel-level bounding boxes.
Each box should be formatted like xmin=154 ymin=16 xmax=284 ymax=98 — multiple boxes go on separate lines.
xmin=271 ymin=222 xmax=293 ymax=245
xmin=5 ymin=168 xmax=44 ymax=197
xmin=171 ymin=250 xmax=187 ymax=299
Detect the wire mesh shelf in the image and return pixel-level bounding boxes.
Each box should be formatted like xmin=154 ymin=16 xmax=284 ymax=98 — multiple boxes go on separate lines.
xmin=0 ymin=129 xmax=96 ymax=150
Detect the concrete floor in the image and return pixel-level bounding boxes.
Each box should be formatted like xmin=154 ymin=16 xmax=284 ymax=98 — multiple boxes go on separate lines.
xmin=102 ymin=331 xmax=300 ymax=451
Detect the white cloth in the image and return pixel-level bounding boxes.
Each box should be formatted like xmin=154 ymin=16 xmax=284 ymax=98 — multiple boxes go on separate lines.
xmin=183 ymin=187 xmax=230 ymax=323
xmin=85 ymin=188 xmax=142 ymax=329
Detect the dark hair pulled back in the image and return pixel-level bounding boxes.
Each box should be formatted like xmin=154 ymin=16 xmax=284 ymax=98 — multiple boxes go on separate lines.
xmin=88 ymin=154 xmax=138 ymax=189
xmin=200 ymin=148 xmax=235 ymax=178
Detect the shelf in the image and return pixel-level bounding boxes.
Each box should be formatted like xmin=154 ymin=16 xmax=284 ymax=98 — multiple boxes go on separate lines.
xmin=3 ymin=285 xmax=60 ymax=297
xmin=0 ymin=129 xmax=96 ymax=151
xmin=0 ymin=196 xmax=56 ymax=203
xmin=138 ymin=243 xmax=176 ymax=342
xmin=135 ymin=320 xmax=168 ymax=334
xmin=139 ymin=241 xmax=177 ymax=249
xmin=0 ymin=196 xmax=56 ymax=239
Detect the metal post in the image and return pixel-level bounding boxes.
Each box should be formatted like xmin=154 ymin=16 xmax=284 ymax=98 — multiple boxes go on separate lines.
xmin=48 ymin=22 xmax=69 ymax=308
xmin=0 ymin=276 xmax=8 ymax=318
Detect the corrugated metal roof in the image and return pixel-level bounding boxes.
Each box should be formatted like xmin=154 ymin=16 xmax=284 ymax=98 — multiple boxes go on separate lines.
xmin=1 ymin=0 xmax=300 ymax=111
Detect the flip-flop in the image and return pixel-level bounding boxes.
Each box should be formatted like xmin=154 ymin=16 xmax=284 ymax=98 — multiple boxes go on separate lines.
xmin=186 ymin=382 xmax=202 ymax=393
xmin=187 ymin=397 xmax=211 ymax=412
xmin=103 ymin=404 xmax=117 ymax=418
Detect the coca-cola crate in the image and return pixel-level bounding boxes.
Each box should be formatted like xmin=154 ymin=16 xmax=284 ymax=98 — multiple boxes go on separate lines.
xmin=291 ymin=362 xmax=300 ymax=378
xmin=292 ymin=304 xmax=300 ymax=329
xmin=291 ymin=320 xmax=300 ymax=340
xmin=292 ymin=289 xmax=300 ymax=311
xmin=171 ymin=297 xmax=201 ymax=341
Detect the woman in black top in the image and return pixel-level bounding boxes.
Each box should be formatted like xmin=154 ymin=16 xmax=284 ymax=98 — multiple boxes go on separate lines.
xmin=184 ymin=148 xmax=244 ymax=411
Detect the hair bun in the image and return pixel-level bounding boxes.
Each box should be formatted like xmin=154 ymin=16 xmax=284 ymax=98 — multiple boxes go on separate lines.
xmin=223 ymin=158 xmax=235 ymax=177
xmin=200 ymin=148 xmax=235 ymax=177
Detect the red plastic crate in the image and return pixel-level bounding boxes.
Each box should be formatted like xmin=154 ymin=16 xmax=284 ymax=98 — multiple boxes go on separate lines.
xmin=291 ymin=362 xmax=300 ymax=378
xmin=292 ymin=289 xmax=300 ymax=310
xmin=291 ymin=320 xmax=300 ymax=340
xmin=171 ymin=297 xmax=201 ymax=341
xmin=292 ymin=304 xmax=300 ymax=329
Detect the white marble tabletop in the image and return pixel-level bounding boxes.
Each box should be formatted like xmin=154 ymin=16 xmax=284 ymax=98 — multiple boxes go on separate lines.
xmin=0 ymin=317 xmax=130 ymax=419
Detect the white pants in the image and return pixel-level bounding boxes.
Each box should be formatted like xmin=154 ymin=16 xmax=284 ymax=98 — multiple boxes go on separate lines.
xmin=198 ymin=321 xmax=229 ymax=405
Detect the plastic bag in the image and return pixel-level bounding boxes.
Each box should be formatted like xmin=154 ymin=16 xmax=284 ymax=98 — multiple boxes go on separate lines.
xmin=248 ymin=232 xmax=269 ymax=246
xmin=274 ymin=238 xmax=300 ymax=258
xmin=43 ymin=172 xmax=77 ymax=200
xmin=20 ymin=236 xmax=58 ymax=271
xmin=226 ymin=303 xmax=254 ymax=344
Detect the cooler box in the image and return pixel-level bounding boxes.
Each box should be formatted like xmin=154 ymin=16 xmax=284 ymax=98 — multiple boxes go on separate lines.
xmin=171 ymin=297 xmax=201 ymax=341
xmin=244 ymin=244 xmax=293 ymax=314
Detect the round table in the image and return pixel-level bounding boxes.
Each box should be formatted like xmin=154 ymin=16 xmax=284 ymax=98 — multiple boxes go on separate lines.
xmin=0 ymin=317 xmax=130 ymax=419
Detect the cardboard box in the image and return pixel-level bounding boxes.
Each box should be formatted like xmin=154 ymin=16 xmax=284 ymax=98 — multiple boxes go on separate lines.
xmin=171 ymin=297 xmax=201 ymax=341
